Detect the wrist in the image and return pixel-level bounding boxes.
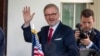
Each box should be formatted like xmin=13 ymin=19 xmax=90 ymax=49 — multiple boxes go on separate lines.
xmin=23 ymin=23 xmax=30 ymax=28
xmin=86 ymin=41 xmax=93 ymax=49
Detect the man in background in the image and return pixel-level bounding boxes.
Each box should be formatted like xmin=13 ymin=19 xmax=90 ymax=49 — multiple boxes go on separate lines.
xmin=74 ymin=9 xmax=100 ymax=55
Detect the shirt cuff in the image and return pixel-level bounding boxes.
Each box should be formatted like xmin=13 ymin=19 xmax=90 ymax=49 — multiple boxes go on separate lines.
xmin=86 ymin=41 xmax=93 ymax=49
xmin=23 ymin=24 xmax=30 ymax=28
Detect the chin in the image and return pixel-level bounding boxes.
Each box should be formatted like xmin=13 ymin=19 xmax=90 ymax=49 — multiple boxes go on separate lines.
xmin=49 ymin=23 xmax=55 ymax=26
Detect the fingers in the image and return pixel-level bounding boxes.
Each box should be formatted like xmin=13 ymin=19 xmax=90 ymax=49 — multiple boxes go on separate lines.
xmin=80 ymin=38 xmax=91 ymax=46
xmin=22 ymin=6 xmax=35 ymax=26
xmin=23 ymin=6 xmax=35 ymax=17
xmin=86 ymin=34 xmax=90 ymax=39
xmin=75 ymin=30 xmax=80 ymax=40
xmin=75 ymin=30 xmax=80 ymax=36
xmin=23 ymin=6 xmax=30 ymax=14
xmin=31 ymin=13 xmax=35 ymax=19
xmin=80 ymin=39 xmax=87 ymax=45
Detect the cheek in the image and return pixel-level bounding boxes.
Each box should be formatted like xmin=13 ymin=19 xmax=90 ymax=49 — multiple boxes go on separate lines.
xmin=55 ymin=14 xmax=59 ymax=19
xmin=88 ymin=23 xmax=93 ymax=27
xmin=45 ymin=17 xmax=49 ymax=20
xmin=81 ymin=24 xmax=86 ymax=28
xmin=45 ymin=18 xmax=49 ymax=23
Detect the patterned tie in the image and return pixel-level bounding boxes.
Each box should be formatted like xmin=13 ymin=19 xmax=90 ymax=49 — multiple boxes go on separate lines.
xmin=48 ymin=28 xmax=53 ymax=43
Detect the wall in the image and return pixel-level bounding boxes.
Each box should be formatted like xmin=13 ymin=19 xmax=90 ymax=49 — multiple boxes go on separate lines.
xmin=7 ymin=0 xmax=60 ymax=56
xmin=88 ymin=0 xmax=100 ymax=30
xmin=60 ymin=0 xmax=93 ymax=3
xmin=7 ymin=0 xmax=97 ymax=56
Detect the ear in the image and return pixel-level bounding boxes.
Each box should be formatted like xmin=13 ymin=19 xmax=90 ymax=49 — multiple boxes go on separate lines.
xmin=58 ymin=12 xmax=60 ymax=17
xmin=93 ymin=17 xmax=95 ymax=22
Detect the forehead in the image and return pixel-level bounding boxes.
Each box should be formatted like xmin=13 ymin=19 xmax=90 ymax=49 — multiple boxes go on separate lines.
xmin=44 ymin=7 xmax=58 ymax=13
xmin=81 ymin=16 xmax=94 ymax=22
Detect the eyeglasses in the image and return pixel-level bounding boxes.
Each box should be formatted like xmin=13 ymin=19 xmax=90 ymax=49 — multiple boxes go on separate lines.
xmin=45 ymin=13 xmax=57 ymax=17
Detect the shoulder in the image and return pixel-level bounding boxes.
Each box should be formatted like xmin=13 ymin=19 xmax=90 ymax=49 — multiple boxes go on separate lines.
xmin=92 ymin=28 xmax=100 ymax=37
xmin=60 ymin=23 xmax=73 ymax=32
xmin=55 ymin=22 xmax=74 ymax=36
xmin=38 ymin=26 xmax=49 ymax=34
xmin=38 ymin=26 xmax=49 ymax=37
xmin=62 ymin=24 xmax=72 ymax=29
xmin=41 ymin=26 xmax=49 ymax=30
xmin=93 ymin=28 xmax=100 ymax=34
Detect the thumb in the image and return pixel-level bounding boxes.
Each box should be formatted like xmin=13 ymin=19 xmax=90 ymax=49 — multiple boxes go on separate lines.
xmin=31 ymin=13 xmax=35 ymax=19
xmin=86 ymin=34 xmax=90 ymax=39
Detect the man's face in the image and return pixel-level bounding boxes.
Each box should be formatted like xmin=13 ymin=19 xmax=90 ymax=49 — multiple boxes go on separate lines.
xmin=80 ymin=16 xmax=95 ymax=31
xmin=44 ymin=7 xmax=59 ymax=26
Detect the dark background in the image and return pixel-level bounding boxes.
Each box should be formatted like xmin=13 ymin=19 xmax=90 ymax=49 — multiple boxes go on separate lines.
xmin=0 ymin=0 xmax=7 ymax=55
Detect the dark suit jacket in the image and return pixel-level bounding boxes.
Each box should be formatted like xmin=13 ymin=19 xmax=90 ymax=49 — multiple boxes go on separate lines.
xmin=22 ymin=22 xmax=79 ymax=56
xmin=0 ymin=27 xmax=4 ymax=56
xmin=77 ymin=28 xmax=100 ymax=51
xmin=89 ymin=28 xmax=100 ymax=51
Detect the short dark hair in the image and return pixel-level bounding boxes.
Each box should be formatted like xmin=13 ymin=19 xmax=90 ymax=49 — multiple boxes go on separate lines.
xmin=44 ymin=4 xmax=59 ymax=13
xmin=81 ymin=9 xmax=94 ymax=19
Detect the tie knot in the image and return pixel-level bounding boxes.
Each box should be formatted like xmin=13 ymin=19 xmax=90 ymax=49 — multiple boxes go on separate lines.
xmin=49 ymin=28 xmax=53 ymax=31
xmin=48 ymin=28 xmax=53 ymax=43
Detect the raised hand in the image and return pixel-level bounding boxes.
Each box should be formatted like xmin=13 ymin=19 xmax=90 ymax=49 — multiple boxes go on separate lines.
xmin=23 ymin=6 xmax=35 ymax=26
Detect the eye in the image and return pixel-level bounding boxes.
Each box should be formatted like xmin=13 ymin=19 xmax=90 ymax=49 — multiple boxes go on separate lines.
xmin=45 ymin=13 xmax=57 ymax=17
xmin=82 ymin=22 xmax=86 ymax=24
xmin=88 ymin=22 xmax=91 ymax=24
xmin=52 ymin=13 xmax=57 ymax=16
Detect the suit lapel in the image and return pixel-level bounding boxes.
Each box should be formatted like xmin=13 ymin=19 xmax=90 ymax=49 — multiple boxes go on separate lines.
xmin=52 ymin=22 xmax=63 ymax=40
xmin=44 ymin=26 xmax=49 ymax=42
xmin=44 ymin=23 xmax=63 ymax=51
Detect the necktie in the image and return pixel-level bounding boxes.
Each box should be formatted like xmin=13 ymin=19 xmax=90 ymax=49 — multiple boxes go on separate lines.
xmin=48 ymin=28 xmax=53 ymax=43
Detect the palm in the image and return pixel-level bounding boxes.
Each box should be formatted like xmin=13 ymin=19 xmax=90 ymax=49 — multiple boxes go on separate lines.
xmin=23 ymin=6 xmax=35 ymax=24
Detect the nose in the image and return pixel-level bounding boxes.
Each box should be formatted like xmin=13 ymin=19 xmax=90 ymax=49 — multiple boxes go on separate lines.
xmin=85 ymin=23 xmax=89 ymax=27
xmin=84 ymin=23 xmax=90 ymax=28
xmin=49 ymin=15 xmax=53 ymax=18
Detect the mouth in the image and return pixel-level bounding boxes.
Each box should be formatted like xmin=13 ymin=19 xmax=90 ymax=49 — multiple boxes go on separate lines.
xmin=49 ymin=19 xmax=55 ymax=22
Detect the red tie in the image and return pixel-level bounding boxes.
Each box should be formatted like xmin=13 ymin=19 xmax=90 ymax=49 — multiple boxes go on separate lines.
xmin=48 ymin=28 xmax=53 ymax=43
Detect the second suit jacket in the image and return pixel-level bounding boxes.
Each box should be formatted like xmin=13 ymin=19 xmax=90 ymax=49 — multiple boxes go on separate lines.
xmin=79 ymin=28 xmax=100 ymax=51
xmin=22 ymin=22 xmax=79 ymax=56
xmin=0 ymin=27 xmax=4 ymax=56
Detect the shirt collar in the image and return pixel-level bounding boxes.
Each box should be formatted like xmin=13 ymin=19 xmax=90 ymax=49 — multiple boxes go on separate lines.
xmin=49 ymin=21 xmax=60 ymax=32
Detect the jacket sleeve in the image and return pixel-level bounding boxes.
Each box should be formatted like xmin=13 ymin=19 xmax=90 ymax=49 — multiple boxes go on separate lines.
xmin=63 ymin=27 xmax=79 ymax=56
xmin=90 ymin=34 xmax=100 ymax=51
xmin=22 ymin=25 xmax=32 ymax=43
